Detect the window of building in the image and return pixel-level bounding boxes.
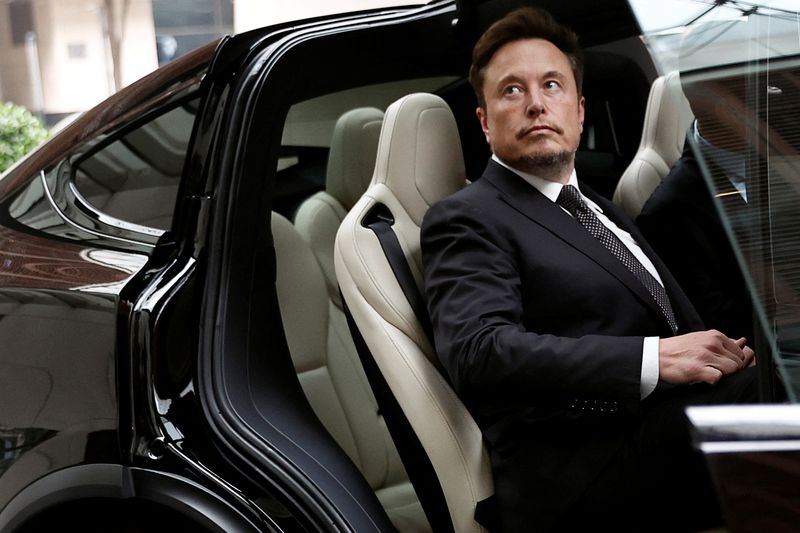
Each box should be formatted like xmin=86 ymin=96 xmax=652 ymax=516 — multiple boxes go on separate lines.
xmin=151 ymin=0 xmax=233 ymax=64
xmin=9 ymin=0 xmax=34 ymax=46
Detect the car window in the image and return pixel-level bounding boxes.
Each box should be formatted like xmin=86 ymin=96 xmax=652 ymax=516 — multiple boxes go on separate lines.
xmin=274 ymin=77 xmax=457 ymax=217
xmin=71 ymin=93 xmax=200 ymax=232
xmin=628 ymin=0 xmax=800 ymax=400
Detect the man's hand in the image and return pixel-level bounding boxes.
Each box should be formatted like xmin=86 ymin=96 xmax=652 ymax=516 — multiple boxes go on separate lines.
xmin=734 ymin=336 xmax=757 ymax=368
xmin=659 ymin=330 xmax=755 ymax=385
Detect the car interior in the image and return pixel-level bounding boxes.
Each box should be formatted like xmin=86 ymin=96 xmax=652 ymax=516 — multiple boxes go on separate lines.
xmin=260 ymin=24 xmax=683 ymax=531
xmin=613 ymin=69 xmax=694 ymax=217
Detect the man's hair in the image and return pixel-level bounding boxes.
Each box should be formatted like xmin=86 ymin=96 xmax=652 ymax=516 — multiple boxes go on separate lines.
xmin=469 ymin=7 xmax=584 ymax=108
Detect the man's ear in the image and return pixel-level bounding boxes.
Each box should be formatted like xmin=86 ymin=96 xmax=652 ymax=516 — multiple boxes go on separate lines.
xmin=476 ymin=107 xmax=491 ymax=145
xmin=578 ymin=96 xmax=585 ymax=134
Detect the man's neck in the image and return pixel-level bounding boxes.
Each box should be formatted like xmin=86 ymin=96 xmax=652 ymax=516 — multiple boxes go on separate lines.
xmin=492 ymin=154 xmax=575 ymax=185
xmin=492 ymin=154 xmax=574 ymax=184
xmin=492 ymin=154 xmax=579 ymax=203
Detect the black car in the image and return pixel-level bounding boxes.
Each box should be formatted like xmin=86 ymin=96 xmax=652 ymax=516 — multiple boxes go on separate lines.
xmin=0 ymin=1 xmax=798 ymax=531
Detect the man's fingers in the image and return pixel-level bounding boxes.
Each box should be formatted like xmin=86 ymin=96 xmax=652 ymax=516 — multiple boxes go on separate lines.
xmin=712 ymin=357 xmax=742 ymax=376
xmin=743 ymin=346 xmax=756 ymax=367
xmin=698 ymin=366 xmax=723 ymax=385
xmin=731 ymin=337 xmax=753 ymax=367
xmin=659 ymin=331 xmax=754 ymax=385
xmin=715 ymin=333 xmax=745 ymax=360
xmin=709 ymin=334 xmax=748 ymax=368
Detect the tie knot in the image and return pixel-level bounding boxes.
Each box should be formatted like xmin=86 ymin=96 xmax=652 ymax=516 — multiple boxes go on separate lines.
xmin=557 ymin=184 xmax=585 ymax=216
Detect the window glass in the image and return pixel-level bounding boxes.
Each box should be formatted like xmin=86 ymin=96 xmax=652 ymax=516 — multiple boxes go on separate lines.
xmin=275 ymin=76 xmax=457 ymax=217
xmin=9 ymin=0 xmax=33 ymax=46
xmin=628 ymin=0 xmax=800 ymax=399
xmin=72 ymin=95 xmax=200 ymax=231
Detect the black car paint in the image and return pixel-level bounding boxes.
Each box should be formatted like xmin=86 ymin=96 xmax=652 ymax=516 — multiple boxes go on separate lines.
xmin=1 ymin=0 xmax=793 ymax=531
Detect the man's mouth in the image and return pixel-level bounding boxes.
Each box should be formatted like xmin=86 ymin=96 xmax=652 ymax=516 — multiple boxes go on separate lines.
xmin=518 ymin=124 xmax=561 ymax=138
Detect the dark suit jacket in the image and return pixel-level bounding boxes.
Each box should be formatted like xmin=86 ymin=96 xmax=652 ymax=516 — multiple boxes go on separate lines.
xmin=637 ymin=141 xmax=753 ymax=342
xmin=421 ymin=160 xmax=703 ymax=532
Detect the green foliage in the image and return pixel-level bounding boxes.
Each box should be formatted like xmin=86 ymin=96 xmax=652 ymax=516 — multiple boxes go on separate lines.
xmin=0 ymin=102 xmax=49 ymax=173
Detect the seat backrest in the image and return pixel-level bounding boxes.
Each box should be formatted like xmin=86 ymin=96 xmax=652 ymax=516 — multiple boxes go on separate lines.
xmin=335 ymin=93 xmax=492 ymax=533
xmin=613 ymin=70 xmax=694 ymax=217
xmin=271 ymin=211 xmax=429 ymax=531
xmin=294 ymin=107 xmax=384 ymax=306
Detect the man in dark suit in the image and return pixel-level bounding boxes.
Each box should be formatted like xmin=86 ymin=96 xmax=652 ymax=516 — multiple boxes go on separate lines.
xmin=421 ymin=7 xmax=757 ymax=532
xmin=638 ymin=133 xmax=753 ymax=342
xmin=638 ymin=71 xmax=755 ymax=343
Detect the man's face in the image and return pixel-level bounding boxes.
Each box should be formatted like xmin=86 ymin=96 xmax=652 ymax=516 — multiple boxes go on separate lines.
xmin=685 ymin=80 xmax=749 ymax=152
xmin=477 ymin=38 xmax=585 ymax=182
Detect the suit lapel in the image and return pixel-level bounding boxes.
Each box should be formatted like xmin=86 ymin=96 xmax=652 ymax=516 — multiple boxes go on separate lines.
xmin=585 ymin=185 xmax=702 ymax=331
xmin=481 ymin=161 xmax=677 ymax=333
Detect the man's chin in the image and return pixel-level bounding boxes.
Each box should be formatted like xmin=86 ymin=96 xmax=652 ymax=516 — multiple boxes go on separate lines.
xmin=507 ymin=150 xmax=575 ymax=181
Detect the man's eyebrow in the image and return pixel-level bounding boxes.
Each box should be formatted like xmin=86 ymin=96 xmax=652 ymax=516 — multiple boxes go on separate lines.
xmin=495 ymin=70 xmax=569 ymax=87
xmin=542 ymin=70 xmax=568 ymax=81
xmin=495 ymin=73 xmax=524 ymax=87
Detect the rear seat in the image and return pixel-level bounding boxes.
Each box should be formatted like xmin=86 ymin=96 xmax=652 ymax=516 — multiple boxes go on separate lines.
xmin=272 ymin=212 xmax=428 ymax=532
xmin=334 ymin=93 xmax=490 ymax=533
xmin=612 ymin=70 xmax=694 ymax=217
xmin=293 ymin=107 xmax=384 ymax=305
xmin=273 ymin=107 xmax=430 ymax=532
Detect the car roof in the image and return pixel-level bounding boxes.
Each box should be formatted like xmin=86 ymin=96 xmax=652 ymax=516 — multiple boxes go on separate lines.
xmin=459 ymin=0 xmax=641 ymax=46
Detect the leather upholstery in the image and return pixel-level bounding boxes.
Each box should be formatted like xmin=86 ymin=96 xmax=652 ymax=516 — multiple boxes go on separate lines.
xmin=272 ymin=211 xmax=429 ymax=531
xmin=286 ymin=107 xmax=432 ymax=529
xmin=294 ymin=107 xmax=384 ymax=306
xmin=335 ymin=93 xmax=493 ymax=533
xmin=613 ymin=71 xmax=694 ymax=217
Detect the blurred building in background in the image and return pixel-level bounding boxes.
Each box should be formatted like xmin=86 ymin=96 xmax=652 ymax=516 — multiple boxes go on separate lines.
xmin=0 ymin=0 xmax=417 ymax=125
xmin=0 ymin=0 xmax=232 ymax=125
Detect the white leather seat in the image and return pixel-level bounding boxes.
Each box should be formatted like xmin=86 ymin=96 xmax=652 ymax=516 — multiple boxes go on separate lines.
xmin=335 ymin=93 xmax=493 ymax=533
xmin=613 ymin=70 xmax=694 ymax=217
xmin=287 ymin=108 xmax=431 ymax=530
xmin=272 ymin=210 xmax=429 ymax=532
xmin=294 ymin=107 xmax=384 ymax=306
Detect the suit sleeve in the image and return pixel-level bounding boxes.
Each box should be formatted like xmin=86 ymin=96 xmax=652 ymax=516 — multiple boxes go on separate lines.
xmin=421 ymin=196 xmax=644 ymax=410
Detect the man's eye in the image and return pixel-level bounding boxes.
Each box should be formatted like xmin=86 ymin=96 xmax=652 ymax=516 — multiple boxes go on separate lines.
xmin=504 ymin=86 xmax=523 ymax=96
xmin=544 ymin=80 xmax=561 ymax=91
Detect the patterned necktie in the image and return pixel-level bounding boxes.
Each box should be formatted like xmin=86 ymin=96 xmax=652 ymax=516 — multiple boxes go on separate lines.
xmin=557 ymin=185 xmax=678 ymax=334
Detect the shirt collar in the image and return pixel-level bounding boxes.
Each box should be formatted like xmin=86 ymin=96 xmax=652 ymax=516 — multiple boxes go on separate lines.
xmin=492 ymin=154 xmax=580 ymax=204
xmin=692 ymin=120 xmax=747 ymax=200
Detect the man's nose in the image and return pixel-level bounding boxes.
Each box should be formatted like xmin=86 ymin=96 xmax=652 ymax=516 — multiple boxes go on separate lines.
xmin=525 ymin=91 xmax=545 ymax=116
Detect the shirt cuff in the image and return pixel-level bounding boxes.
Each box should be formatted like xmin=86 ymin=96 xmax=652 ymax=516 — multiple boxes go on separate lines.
xmin=640 ymin=336 xmax=660 ymax=399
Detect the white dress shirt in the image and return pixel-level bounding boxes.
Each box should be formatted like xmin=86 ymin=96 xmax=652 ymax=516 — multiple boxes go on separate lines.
xmin=493 ymin=155 xmax=661 ymax=398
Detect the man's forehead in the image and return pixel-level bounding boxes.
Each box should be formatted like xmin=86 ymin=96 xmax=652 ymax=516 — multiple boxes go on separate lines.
xmin=484 ymin=38 xmax=575 ymax=88
xmin=487 ymin=38 xmax=573 ymax=73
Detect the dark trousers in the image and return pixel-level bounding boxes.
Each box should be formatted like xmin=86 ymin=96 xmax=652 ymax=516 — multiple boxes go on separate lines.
xmin=553 ymin=367 xmax=759 ymax=533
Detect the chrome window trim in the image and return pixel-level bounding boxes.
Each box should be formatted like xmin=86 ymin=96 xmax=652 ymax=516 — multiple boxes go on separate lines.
xmin=40 ymin=170 xmax=158 ymax=248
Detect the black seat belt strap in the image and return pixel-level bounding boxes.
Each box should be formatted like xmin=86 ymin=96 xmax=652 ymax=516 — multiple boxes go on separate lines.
xmin=360 ymin=205 xmax=498 ymax=531
xmin=364 ymin=210 xmax=435 ymax=345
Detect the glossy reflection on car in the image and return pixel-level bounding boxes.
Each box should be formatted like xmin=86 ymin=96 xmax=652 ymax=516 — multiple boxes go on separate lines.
xmin=0 ymin=1 xmax=798 ymax=532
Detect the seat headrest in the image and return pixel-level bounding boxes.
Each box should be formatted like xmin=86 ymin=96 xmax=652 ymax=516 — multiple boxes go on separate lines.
xmin=326 ymin=107 xmax=384 ymax=211
xmin=372 ymin=93 xmax=465 ymax=226
xmin=642 ymin=70 xmax=693 ymax=165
